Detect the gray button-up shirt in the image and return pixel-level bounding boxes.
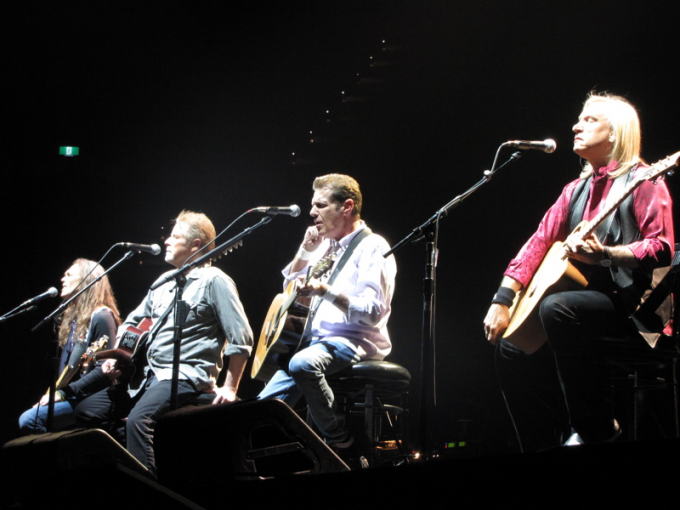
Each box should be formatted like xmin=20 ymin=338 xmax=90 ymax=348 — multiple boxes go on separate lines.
xmin=124 ymin=266 xmax=253 ymax=396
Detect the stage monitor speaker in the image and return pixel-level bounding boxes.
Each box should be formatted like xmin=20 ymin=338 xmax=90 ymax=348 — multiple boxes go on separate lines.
xmin=155 ymin=398 xmax=349 ymax=489
xmin=1 ymin=429 xmax=199 ymax=509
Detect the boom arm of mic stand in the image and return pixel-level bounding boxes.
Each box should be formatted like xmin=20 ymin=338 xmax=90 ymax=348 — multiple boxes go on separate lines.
xmin=438 ymin=150 xmax=523 ymax=216
xmin=149 ymin=216 xmax=273 ymax=291
xmin=382 ymin=150 xmax=523 ymax=459
xmin=384 ymin=151 xmax=522 ymax=258
xmin=0 ymin=305 xmax=37 ymax=323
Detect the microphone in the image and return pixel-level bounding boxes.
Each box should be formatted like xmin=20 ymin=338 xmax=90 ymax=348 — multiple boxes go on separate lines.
xmin=503 ymin=139 xmax=556 ymax=153
xmin=251 ymin=205 xmax=301 ymax=217
xmin=116 ymin=242 xmax=162 ymax=255
xmin=22 ymin=287 xmax=59 ymax=306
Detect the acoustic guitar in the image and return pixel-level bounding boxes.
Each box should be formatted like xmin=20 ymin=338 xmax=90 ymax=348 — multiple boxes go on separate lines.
xmin=503 ymin=152 xmax=680 ymax=354
xmin=93 ymin=317 xmax=155 ymax=386
xmin=251 ymin=254 xmax=336 ymax=382
xmin=95 ymin=317 xmax=153 ymax=364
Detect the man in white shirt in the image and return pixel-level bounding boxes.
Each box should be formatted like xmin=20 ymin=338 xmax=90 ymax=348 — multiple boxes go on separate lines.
xmin=259 ymin=174 xmax=396 ymax=453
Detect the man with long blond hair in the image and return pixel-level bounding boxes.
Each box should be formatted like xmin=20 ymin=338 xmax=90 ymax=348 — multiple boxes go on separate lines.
xmin=19 ymin=259 xmax=120 ymax=433
xmin=483 ymin=93 xmax=674 ymax=449
xmin=75 ymin=211 xmax=253 ymax=478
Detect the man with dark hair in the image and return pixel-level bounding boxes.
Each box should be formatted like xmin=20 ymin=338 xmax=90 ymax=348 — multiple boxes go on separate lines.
xmin=76 ymin=211 xmax=252 ymax=477
xmin=258 ymin=174 xmax=397 ymax=460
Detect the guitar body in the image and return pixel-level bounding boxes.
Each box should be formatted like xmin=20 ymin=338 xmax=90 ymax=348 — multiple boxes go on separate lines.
xmin=48 ymin=336 xmax=109 ymax=396
xmin=503 ymin=228 xmax=589 ymax=354
xmin=501 ymin=152 xmax=680 ymax=353
xmin=251 ymin=253 xmax=337 ymax=382
xmin=251 ymin=281 xmax=311 ymax=382
xmin=95 ymin=317 xmax=153 ymax=382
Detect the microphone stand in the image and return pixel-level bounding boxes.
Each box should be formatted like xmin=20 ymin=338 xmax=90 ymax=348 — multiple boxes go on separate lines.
xmin=31 ymin=250 xmax=137 ymax=432
xmin=150 ymin=216 xmax=272 ymax=292
xmin=0 ymin=304 xmax=38 ymax=323
xmin=385 ymin=150 xmax=523 ymax=460
xmin=160 ymin=216 xmax=273 ymax=410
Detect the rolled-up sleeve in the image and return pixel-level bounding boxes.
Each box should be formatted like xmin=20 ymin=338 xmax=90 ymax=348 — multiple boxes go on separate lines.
xmin=212 ymin=274 xmax=253 ymax=357
xmin=628 ymin=179 xmax=674 ymax=267
xmin=345 ymin=242 xmax=395 ymax=327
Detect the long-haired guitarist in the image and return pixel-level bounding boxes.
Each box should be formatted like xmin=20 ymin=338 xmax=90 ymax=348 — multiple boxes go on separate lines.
xmin=258 ymin=174 xmax=397 ymax=464
xmin=483 ymin=93 xmax=674 ymax=449
xmin=19 ymin=259 xmax=120 ymax=433
xmin=74 ymin=211 xmax=253 ymax=478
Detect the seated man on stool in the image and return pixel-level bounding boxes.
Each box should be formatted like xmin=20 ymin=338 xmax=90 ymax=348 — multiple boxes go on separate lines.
xmin=483 ymin=93 xmax=674 ymax=449
xmin=259 ymin=174 xmax=397 ymax=464
xmin=76 ymin=210 xmax=253 ymax=478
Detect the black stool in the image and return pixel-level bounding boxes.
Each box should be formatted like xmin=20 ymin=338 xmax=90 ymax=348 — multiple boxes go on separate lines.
xmin=602 ymin=335 xmax=679 ymax=440
xmin=328 ymin=360 xmax=411 ymax=465
xmin=600 ymin=246 xmax=680 ymax=441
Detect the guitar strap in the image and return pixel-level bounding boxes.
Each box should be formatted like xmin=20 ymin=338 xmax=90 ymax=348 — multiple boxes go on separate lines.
xmin=132 ymin=278 xmax=184 ymax=358
xmin=300 ymin=227 xmax=373 ymax=341
xmin=566 ymin=166 xmax=672 ymax=344
xmin=567 ymin=167 xmax=636 ymax=245
xmin=568 ymin=168 xmax=639 ymax=287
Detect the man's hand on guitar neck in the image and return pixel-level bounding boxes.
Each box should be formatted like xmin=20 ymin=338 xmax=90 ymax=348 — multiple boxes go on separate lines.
xmin=296 ymin=276 xmax=328 ymax=297
xmin=564 ymin=232 xmax=607 ymax=265
xmin=564 ymin=233 xmax=639 ymax=268
xmin=296 ymin=277 xmax=350 ymax=315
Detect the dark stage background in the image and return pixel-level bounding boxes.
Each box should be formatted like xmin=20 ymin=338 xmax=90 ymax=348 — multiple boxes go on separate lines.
xmin=3 ymin=1 xmax=679 ymax=454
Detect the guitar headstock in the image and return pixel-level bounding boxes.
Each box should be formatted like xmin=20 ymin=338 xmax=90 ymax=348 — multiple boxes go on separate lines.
xmin=308 ymin=253 xmax=336 ymax=281
xmin=79 ymin=336 xmax=109 ymax=375
xmin=640 ymin=151 xmax=680 ymax=182
xmin=209 ymin=239 xmax=243 ymax=263
xmin=86 ymin=336 xmax=109 ymax=356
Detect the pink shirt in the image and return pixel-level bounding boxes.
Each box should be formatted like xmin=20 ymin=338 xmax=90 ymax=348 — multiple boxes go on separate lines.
xmin=505 ymin=161 xmax=674 ymax=287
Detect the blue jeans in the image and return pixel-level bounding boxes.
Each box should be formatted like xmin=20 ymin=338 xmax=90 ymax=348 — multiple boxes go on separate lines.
xmin=258 ymin=337 xmax=360 ymax=443
xmin=19 ymin=399 xmax=78 ymax=434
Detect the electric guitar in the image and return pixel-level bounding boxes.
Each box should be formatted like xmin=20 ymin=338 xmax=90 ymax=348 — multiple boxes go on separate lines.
xmin=46 ymin=336 xmax=109 ymax=396
xmin=503 ymin=152 xmax=680 ymax=354
xmin=251 ymin=254 xmax=336 ymax=382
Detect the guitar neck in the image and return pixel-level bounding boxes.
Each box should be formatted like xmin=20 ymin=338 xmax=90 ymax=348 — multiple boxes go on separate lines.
xmin=54 ymin=365 xmax=75 ymax=391
xmin=580 ymin=176 xmax=641 ymax=239
xmin=54 ymin=336 xmax=109 ymax=390
xmin=579 ymin=151 xmax=680 ymax=239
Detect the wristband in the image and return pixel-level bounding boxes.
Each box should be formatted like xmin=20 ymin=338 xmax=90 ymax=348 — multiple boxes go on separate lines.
xmin=322 ymin=286 xmax=340 ymax=304
xmin=297 ymin=245 xmax=313 ymax=261
xmin=492 ymin=286 xmax=516 ymax=307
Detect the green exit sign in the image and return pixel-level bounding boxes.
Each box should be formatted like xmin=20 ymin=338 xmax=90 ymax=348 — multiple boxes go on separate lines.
xmin=59 ymin=146 xmax=80 ymax=157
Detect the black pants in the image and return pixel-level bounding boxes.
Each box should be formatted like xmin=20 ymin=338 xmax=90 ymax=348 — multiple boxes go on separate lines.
xmin=499 ymin=289 xmax=637 ymax=449
xmin=74 ymin=374 xmax=199 ymax=477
